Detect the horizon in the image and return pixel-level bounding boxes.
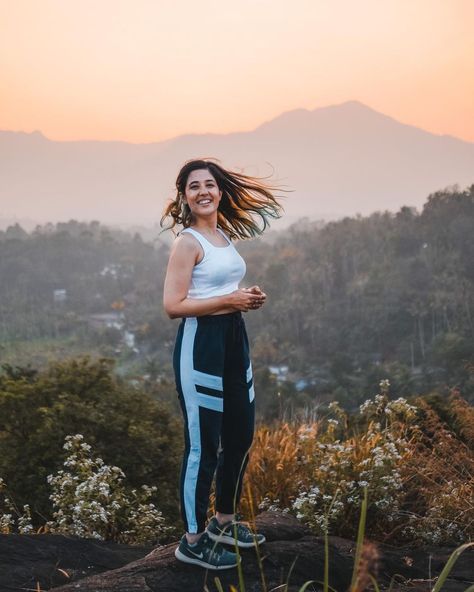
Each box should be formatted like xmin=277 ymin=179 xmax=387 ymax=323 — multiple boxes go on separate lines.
xmin=2 ymin=100 xmax=473 ymax=146
xmin=0 ymin=189 xmax=464 ymax=234
xmin=1 ymin=0 xmax=473 ymax=143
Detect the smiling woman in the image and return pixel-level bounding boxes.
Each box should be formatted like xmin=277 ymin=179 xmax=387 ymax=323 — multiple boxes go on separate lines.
xmin=160 ymin=158 xmax=283 ymax=569
xmin=185 ymin=169 xmax=223 ymax=216
xmin=161 ymin=158 xmax=283 ymax=239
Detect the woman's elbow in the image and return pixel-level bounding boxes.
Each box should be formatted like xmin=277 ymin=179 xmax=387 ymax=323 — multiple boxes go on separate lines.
xmin=163 ymin=299 xmax=181 ymax=319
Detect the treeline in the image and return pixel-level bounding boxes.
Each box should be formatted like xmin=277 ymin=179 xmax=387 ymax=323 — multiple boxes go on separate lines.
xmin=242 ymin=184 xmax=474 ymax=407
xmin=0 ymin=219 xmax=174 ymax=350
xmin=0 ymin=185 xmax=473 ymax=411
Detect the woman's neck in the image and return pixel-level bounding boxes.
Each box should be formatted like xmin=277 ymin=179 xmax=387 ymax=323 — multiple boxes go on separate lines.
xmin=191 ymin=217 xmax=219 ymax=235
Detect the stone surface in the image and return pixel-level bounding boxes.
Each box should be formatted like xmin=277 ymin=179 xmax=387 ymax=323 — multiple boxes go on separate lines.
xmin=0 ymin=512 xmax=472 ymax=592
xmin=0 ymin=532 xmax=150 ymax=591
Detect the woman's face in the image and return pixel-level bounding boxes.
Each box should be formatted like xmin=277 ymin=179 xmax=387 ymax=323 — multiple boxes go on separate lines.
xmin=183 ymin=169 xmax=222 ymax=218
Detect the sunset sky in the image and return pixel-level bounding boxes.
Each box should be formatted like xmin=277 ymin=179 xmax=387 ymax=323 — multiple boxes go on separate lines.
xmin=1 ymin=0 xmax=473 ymax=144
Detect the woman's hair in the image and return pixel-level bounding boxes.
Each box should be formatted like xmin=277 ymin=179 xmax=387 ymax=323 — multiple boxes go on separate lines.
xmin=160 ymin=158 xmax=285 ymax=239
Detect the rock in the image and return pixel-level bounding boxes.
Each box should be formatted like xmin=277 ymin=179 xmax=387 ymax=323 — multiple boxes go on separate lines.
xmin=48 ymin=512 xmax=353 ymax=592
xmin=254 ymin=509 xmax=313 ymax=541
xmin=1 ymin=512 xmax=473 ymax=592
xmin=0 ymin=532 xmax=150 ymax=591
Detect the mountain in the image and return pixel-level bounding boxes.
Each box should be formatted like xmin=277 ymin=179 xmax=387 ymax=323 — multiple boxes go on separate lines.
xmin=1 ymin=101 xmax=473 ymax=228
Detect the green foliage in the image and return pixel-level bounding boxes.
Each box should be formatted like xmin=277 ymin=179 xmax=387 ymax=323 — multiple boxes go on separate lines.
xmin=0 ymin=219 xmax=173 ymax=349
xmin=242 ymin=184 xmax=474 ymax=405
xmin=0 ymin=356 xmax=182 ymax=526
xmin=1 ymin=186 xmax=473 ymax=415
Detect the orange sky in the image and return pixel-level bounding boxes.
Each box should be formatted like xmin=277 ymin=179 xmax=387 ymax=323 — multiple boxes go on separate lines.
xmin=0 ymin=0 xmax=473 ymax=143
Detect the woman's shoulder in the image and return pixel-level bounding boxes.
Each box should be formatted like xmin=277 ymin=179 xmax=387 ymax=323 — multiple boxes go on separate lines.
xmin=173 ymin=230 xmax=202 ymax=252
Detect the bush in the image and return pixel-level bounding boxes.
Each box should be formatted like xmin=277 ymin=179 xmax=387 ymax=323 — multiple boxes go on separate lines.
xmin=0 ymin=356 xmax=182 ymax=526
xmin=243 ymin=381 xmax=474 ymax=545
xmin=45 ymin=434 xmax=172 ymax=544
xmin=258 ymin=380 xmax=417 ymax=538
xmin=1 ymin=434 xmax=173 ymax=544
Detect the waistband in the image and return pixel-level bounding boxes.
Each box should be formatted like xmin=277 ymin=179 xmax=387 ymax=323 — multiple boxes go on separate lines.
xmin=181 ymin=311 xmax=242 ymax=324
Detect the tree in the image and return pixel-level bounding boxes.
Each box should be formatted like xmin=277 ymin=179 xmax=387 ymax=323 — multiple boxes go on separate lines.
xmin=0 ymin=356 xmax=182 ymax=526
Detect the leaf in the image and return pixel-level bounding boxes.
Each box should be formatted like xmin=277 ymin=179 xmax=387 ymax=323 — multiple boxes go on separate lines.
xmin=431 ymin=542 xmax=474 ymax=592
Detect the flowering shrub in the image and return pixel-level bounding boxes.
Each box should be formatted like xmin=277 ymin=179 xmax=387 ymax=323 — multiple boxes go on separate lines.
xmin=246 ymin=382 xmax=474 ymax=544
xmin=289 ymin=381 xmax=417 ymax=537
xmin=0 ymin=478 xmax=34 ymax=534
xmin=45 ymin=434 xmax=172 ymax=545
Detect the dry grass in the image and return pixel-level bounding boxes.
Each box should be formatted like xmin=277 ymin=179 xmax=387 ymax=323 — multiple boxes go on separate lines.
xmin=240 ymin=421 xmax=318 ymax=515
xmin=239 ymin=392 xmax=474 ymax=545
xmin=399 ymin=394 xmax=474 ymax=543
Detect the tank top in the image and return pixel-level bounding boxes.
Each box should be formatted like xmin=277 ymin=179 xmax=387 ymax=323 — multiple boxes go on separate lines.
xmin=180 ymin=227 xmax=246 ymax=299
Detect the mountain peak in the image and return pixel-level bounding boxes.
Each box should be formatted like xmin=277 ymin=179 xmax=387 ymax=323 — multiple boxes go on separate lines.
xmin=254 ymin=100 xmax=390 ymax=135
xmin=320 ymin=99 xmax=393 ymax=118
xmin=334 ymin=99 xmax=372 ymax=109
xmin=30 ymin=130 xmax=46 ymax=138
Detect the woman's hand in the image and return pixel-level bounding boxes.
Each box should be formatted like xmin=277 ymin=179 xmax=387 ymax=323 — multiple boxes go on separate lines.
xmin=227 ymin=288 xmax=265 ymax=312
xmin=239 ymin=285 xmax=267 ymax=311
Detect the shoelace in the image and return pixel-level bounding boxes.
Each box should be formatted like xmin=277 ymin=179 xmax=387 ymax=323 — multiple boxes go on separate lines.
xmin=237 ymin=522 xmax=256 ymax=537
xmin=224 ymin=518 xmax=255 ymax=539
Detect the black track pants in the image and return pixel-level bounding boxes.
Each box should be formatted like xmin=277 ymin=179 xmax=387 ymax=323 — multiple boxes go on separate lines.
xmin=173 ymin=311 xmax=255 ymax=534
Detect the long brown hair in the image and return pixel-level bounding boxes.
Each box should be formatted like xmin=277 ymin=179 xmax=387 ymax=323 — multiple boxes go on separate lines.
xmin=160 ymin=158 xmax=285 ymax=239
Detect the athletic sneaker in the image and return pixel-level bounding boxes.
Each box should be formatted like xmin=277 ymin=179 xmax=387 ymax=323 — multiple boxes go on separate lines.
xmin=174 ymin=531 xmax=240 ymax=570
xmin=206 ymin=515 xmax=266 ymax=548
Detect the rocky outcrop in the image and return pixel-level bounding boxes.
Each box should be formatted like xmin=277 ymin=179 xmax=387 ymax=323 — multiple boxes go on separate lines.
xmin=0 ymin=530 xmax=149 ymax=591
xmin=1 ymin=512 xmax=472 ymax=592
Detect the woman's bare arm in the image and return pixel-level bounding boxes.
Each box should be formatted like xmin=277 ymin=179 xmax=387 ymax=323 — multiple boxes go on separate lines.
xmin=163 ymin=235 xmax=264 ymax=319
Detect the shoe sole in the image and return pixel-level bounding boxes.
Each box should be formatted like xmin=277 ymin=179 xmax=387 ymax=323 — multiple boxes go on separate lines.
xmin=174 ymin=548 xmax=240 ymax=570
xmin=207 ymin=530 xmax=266 ymax=548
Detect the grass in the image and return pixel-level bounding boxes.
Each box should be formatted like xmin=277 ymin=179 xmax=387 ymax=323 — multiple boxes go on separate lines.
xmin=211 ymin=485 xmax=473 ymax=592
xmin=240 ymin=391 xmax=474 ymax=546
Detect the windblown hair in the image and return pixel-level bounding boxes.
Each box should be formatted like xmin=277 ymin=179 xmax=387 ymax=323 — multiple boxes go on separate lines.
xmin=160 ymin=158 xmax=285 ymax=240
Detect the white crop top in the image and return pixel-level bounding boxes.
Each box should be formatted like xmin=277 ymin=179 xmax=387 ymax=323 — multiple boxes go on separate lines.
xmin=180 ymin=227 xmax=246 ymax=299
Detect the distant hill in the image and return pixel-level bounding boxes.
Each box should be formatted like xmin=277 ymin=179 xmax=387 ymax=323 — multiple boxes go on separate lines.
xmin=1 ymin=100 xmax=473 ymax=227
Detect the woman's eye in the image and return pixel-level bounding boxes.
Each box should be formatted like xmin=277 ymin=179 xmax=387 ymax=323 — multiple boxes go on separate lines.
xmin=188 ymin=183 xmax=214 ymax=190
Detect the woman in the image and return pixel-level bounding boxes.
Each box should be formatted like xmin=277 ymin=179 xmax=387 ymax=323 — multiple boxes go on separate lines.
xmin=161 ymin=158 xmax=282 ymax=570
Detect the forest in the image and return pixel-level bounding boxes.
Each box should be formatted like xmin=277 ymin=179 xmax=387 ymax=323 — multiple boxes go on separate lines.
xmin=1 ymin=184 xmax=473 ymax=551
xmin=0 ymin=184 xmax=473 ymax=419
